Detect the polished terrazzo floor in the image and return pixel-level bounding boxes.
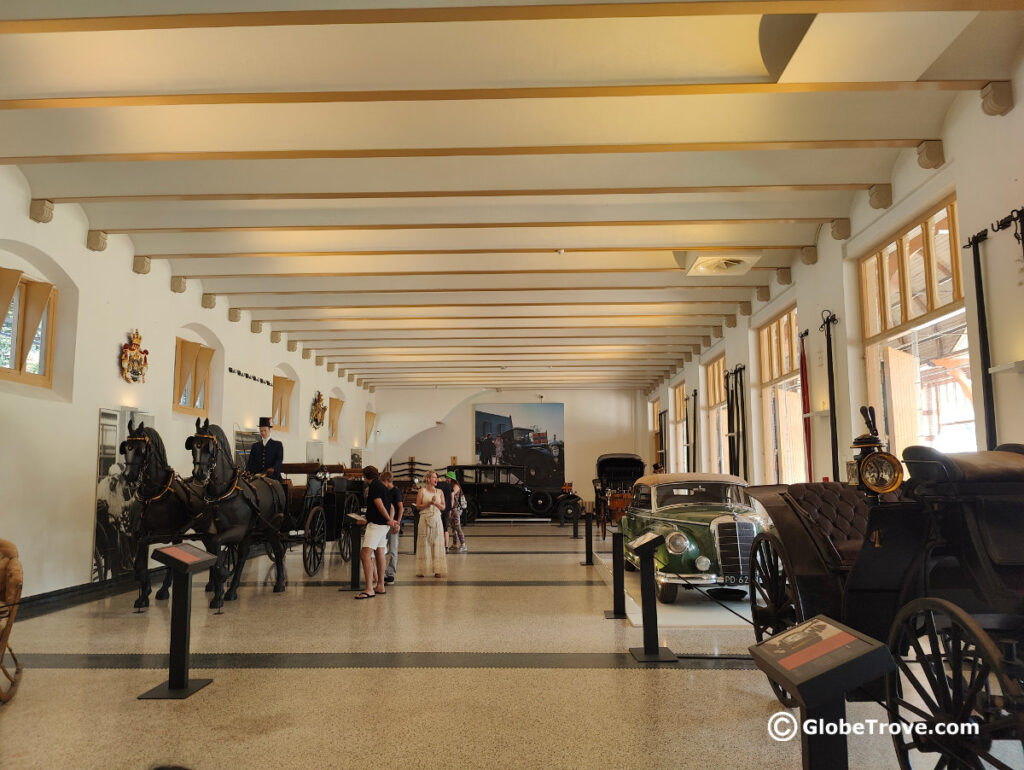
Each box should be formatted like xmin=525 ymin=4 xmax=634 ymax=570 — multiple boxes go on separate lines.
xmin=1 ymin=523 xmax=902 ymax=769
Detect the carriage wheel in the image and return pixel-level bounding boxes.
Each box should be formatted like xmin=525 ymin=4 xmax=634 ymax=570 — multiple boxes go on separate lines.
xmin=749 ymin=531 xmax=804 ymax=707
xmin=465 ymin=501 xmax=480 ymax=526
xmin=302 ymin=506 xmax=327 ymax=577
xmin=338 ymin=495 xmax=359 ymax=562
xmin=886 ymin=597 xmax=1024 ymax=770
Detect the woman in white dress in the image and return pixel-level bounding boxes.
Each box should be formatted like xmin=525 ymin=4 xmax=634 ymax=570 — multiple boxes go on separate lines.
xmin=415 ymin=471 xmax=448 ymax=578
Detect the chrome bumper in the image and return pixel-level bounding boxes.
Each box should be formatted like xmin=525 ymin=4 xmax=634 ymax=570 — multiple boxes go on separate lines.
xmin=655 ymin=571 xmax=749 ymax=587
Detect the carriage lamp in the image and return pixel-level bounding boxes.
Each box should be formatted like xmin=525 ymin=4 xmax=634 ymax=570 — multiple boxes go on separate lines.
xmin=850 ymin=405 xmax=903 ymax=495
xmin=695 ymin=556 xmax=712 ymax=572
xmin=665 ymin=532 xmax=691 ymax=555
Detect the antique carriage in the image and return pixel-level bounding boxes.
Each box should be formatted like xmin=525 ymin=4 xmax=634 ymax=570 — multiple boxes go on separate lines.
xmin=592 ymin=453 xmax=646 ymax=535
xmin=749 ymin=443 xmax=1024 ymax=767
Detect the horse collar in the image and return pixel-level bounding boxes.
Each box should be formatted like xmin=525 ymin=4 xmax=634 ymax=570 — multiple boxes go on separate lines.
xmin=137 ymin=470 xmax=175 ymax=505
xmin=205 ymin=470 xmax=241 ymax=503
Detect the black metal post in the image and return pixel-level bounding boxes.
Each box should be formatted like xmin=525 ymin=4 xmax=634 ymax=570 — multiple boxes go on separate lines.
xmin=413 ymin=509 xmax=420 ymax=554
xmin=966 ymin=230 xmax=997 ymax=450
xmin=819 ymin=310 xmax=840 ymax=481
xmin=604 ymin=529 xmax=627 ymax=619
xmin=737 ymin=365 xmax=748 ymax=479
xmin=629 ymin=549 xmax=677 ymax=663
xmin=801 ymin=699 xmax=848 ymax=770
xmin=139 ymin=570 xmax=212 ymax=699
xmin=340 ymin=522 xmax=362 ymax=591
xmin=691 ymin=388 xmax=699 ymax=471
xmin=580 ymin=510 xmax=594 ymax=566
xmin=725 ymin=370 xmax=737 ymax=475
xmin=571 ymin=510 xmax=580 ymax=539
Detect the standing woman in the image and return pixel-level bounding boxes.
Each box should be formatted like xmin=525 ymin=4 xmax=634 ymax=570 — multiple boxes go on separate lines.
xmin=415 ymin=471 xmax=448 ymax=578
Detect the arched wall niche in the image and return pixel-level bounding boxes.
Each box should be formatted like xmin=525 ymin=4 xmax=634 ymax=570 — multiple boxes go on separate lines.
xmin=0 ymin=238 xmax=79 ymax=401
xmin=274 ymin=361 xmax=301 ymax=434
xmin=177 ymin=321 xmax=224 ymax=425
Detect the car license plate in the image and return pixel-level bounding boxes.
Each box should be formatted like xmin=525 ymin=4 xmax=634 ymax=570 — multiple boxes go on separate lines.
xmin=722 ymin=575 xmax=749 ymax=585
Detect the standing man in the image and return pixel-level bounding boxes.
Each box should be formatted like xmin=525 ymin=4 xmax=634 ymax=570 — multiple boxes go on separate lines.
xmin=382 ymin=471 xmax=403 ymax=585
xmin=246 ymin=417 xmax=283 ymax=481
xmin=355 ymin=466 xmax=398 ymax=599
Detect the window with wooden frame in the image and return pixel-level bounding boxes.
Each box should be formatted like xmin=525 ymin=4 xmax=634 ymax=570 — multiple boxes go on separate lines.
xmin=705 ymin=355 xmax=727 ymax=474
xmin=759 ymin=307 xmax=806 ymax=484
xmin=859 ymin=199 xmax=975 ymax=460
xmin=272 ymin=375 xmax=296 ymax=433
xmin=328 ymin=397 xmax=344 ymax=442
xmin=671 ymin=382 xmax=688 ymax=473
xmin=0 ymin=267 xmax=56 ymax=389
xmin=173 ymin=337 xmax=215 ymax=417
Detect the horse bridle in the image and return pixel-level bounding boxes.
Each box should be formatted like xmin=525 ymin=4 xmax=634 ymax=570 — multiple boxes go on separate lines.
xmin=124 ymin=434 xmax=176 ymax=504
xmin=193 ymin=431 xmax=241 ymax=504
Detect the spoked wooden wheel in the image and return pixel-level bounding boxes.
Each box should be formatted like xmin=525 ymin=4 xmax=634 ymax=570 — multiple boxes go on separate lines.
xmin=302 ymin=506 xmax=327 ymax=577
xmin=886 ymin=598 xmax=1024 ymax=770
xmin=338 ymin=495 xmax=358 ymax=562
xmin=749 ymin=531 xmax=804 ymax=707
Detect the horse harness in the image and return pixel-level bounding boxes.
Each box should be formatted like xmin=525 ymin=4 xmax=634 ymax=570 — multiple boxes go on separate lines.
xmin=194 ymin=431 xmax=285 ymax=530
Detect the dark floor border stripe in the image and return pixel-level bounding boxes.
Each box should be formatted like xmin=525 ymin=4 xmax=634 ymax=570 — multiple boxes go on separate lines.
xmin=18 ymin=651 xmax=756 ymax=671
xmin=234 ymin=579 xmax=606 ymax=588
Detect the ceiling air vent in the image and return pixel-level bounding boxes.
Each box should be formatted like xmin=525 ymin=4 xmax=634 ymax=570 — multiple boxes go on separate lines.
xmin=673 ymin=251 xmax=761 ymax=277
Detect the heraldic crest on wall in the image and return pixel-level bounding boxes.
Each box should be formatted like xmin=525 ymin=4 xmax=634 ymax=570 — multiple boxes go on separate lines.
xmin=310 ymin=390 xmax=327 ymax=429
xmin=120 ymin=329 xmax=149 ymax=383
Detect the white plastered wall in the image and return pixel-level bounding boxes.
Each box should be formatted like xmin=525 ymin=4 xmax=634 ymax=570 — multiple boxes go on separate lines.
xmin=0 ymin=165 xmax=371 ymax=597
xmin=639 ymin=50 xmax=1024 ymax=481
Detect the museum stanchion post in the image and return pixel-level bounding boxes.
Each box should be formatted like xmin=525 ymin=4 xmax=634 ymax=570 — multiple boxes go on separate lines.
xmin=579 ymin=510 xmax=594 ymax=566
xmin=139 ymin=544 xmax=217 ymax=700
xmin=749 ymin=616 xmax=895 ymax=770
xmin=626 ymin=533 xmax=676 ymax=663
xmin=604 ymin=527 xmax=627 ymax=620
xmin=571 ymin=511 xmax=580 ymax=539
xmin=340 ymin=517 xmax=364 ymax=591
xmin=412 ymin=508 xmax=419 ymax=555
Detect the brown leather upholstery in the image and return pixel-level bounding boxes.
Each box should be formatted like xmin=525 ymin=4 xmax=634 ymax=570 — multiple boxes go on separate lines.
xmin=786 ymin=482 xmax=870 ymax=565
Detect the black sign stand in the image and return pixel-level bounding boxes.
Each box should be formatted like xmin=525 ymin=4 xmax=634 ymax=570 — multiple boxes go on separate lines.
xmin=604 ymin=528 xmax=627 ymax=620
xmin=340 ymin=515 xmax=364 ymax=591
xmin=627 ymin=533 xmax=677 ymax=663
xmin=139 ymin=544 xmax=217 ymax=700
xmin=749 ymin=616 xmax=896 ymax=770
xmin=579 ymin=511 xmax=594 ymax=566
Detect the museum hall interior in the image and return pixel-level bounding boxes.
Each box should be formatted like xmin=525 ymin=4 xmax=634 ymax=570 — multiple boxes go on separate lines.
xmin=2 ymin=3 xmax=1024 ymax=768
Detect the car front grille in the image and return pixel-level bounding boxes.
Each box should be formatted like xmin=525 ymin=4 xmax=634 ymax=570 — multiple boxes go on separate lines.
xmin=713 ymin=519 xmax=756 ymax=578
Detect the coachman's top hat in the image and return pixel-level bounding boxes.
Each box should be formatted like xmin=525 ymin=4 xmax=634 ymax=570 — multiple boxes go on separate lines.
xmin=258 ymin=417 xmax=273 ymax=428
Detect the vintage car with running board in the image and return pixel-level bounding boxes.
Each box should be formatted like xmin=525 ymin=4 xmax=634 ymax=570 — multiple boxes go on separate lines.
xmin=619 ymin=473 xmax=769 ymax=603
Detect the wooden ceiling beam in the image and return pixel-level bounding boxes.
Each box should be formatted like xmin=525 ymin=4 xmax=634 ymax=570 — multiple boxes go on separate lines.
xmin=0 ymin=81 xmax=987 ymax=111
xmin=177 ymin=268 xmax=768 ymax=280
xmin=0 ymin=139 xmax=924 ymax=165
xmin=146 ymin=245 xmax=800 ymax=259
xmin=52 ymin=184 xmax=870 ymax=204
xmin=214 ymin=286 xmax=754 ymax=297
xmin=2 ymin=3 xmax=1015 ymax=34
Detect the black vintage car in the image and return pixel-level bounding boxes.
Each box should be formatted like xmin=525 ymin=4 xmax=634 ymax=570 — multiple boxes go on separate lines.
xmin=450 ymin=464 xmax=565 ymax=521
xmin=497 ymin=427 xmax=564 ymax=487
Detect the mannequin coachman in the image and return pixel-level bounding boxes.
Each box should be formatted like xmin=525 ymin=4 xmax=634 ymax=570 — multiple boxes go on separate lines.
xmin=246 ymin=417 xmax=283 ymax=481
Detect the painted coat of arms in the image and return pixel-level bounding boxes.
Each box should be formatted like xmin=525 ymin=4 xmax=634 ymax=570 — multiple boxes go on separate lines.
xmin=310 ymin=390 xmax=327 ymax=429
xmin=120 ymin=329 xmax=149 ymax=383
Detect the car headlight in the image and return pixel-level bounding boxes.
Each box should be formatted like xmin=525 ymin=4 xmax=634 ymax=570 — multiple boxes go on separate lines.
xmin=665 ymin=532 xmax=690 ymax=555
xmin=695 ymin=555 xmax=712 ymax=572
xmin=552 ymin=446 xmax=559 ymax=456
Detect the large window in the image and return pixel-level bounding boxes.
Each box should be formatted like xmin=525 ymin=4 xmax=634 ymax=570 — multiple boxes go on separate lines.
xmin=705 ymin=355 xmax=727 ymax=474
xmin=860 ymin=200 xmax=974 ymax=459
xmin=173 ymin=337 xmax=214 ymax=417
xmin=0 ymin=268 xmax=56 ymax=389
xmin=328 ymin=397 xmax=344 ymax=443
xmin=759 ymin=307 xmax=807 ymax=484
xmin=671 ymin=382 xmax=688 ymax=473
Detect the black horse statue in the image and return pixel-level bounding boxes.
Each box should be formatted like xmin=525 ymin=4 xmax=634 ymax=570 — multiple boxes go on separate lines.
xmin=186 ymin=418 xmax=287 ymax=608
xmin=119 ymin=421 xmax=213 ymax=609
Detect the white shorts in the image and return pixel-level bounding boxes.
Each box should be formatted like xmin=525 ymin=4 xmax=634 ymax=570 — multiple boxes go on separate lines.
xmin=362 ymin=522 xmax=390 ymax=551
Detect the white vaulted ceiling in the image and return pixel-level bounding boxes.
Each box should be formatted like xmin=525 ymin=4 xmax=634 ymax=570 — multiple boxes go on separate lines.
xmin=2 ymin=1 xmax=1023 ymax=390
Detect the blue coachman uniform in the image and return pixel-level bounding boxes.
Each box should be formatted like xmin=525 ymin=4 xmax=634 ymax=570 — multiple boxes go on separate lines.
xmin=246 ymin=437 xmax=283 ymax=481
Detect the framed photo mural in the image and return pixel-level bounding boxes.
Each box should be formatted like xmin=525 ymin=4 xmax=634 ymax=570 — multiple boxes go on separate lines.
xmin=474 ymin=403 xmax=565 ymax=486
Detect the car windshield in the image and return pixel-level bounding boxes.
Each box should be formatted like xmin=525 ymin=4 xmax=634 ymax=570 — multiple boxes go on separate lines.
xmin=654 ymin=482 xmax=750 ymax=509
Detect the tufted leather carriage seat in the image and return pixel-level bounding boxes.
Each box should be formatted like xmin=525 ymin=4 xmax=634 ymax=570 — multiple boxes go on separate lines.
xmin=785 ymin=482 xmax=872 ymax=567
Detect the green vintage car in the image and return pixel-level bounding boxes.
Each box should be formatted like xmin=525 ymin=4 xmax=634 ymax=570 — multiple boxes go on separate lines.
xmin=619 ymin=473 xmax=770 ymax=603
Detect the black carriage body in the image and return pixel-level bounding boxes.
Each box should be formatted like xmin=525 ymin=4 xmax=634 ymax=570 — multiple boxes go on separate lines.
xmin=591 ymin=453 xmax=645 ymax=521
